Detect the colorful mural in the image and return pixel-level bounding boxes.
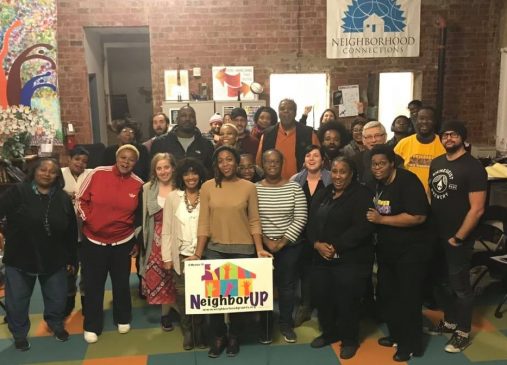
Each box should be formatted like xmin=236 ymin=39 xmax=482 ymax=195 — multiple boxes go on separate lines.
xmin=0 ymin=0 xmax=61 ymax=146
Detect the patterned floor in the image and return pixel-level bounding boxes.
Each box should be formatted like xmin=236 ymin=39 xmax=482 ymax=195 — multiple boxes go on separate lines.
xmin=1 ymin=270 xmax=507 ymax=365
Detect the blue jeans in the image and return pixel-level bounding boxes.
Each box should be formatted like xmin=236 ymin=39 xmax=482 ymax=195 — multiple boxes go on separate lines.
xmin=5 ymin=265 xmax=67 ymax=340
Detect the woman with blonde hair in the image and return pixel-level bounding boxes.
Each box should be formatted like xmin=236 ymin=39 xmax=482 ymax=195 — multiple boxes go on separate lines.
xmin=139 ymin=153 xmax=177 ymax=331
xmin=218 ymin=123 xmax=239 ymax=149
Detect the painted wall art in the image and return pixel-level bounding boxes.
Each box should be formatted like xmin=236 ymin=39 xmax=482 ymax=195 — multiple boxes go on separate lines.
xmin=0 ymin=0 xmax=61 ymax=147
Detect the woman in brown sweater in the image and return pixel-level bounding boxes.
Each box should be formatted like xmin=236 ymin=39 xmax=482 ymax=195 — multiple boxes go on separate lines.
xmin=189 ymin=145 xmax=271 ymax=358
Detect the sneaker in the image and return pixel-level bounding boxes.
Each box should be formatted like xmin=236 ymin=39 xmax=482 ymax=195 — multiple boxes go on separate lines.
xmin=53 ymin=328 xmax=70 ymax=342
xmin=83 ymin=331 xmax=98 ymax=344
xmin=378 ymin=336 xmax=398 ymax=348
xmin=118 ymin=323 xmax=130 ymax=334
xmin=14 ymin=338 xmax=30 ymax=351
xmin=444 ymin=331 xmax=471 ymax=353
xmin=423 ymin=320 xmax=456 ymax=336
xmin=280 ymin=327 xmax=297 ymax=343
xmin=294 ymin=305 xmax=312 ymax=327
xmin=161 ymin=315 xmax=173 ymax=332
xmin=208 ymin=336 xmax=226 ymax=358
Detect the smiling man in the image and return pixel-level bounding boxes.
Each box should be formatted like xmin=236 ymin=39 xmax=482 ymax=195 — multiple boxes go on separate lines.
xmin=394 ymin=107 xmax=446 ymax=192
xmin=231 ymin=107 xmax=259 ymax=157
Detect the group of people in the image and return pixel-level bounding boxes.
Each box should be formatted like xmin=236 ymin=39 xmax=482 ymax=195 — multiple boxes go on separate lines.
xmin=0 ymin=98 xmax=487 ymax=362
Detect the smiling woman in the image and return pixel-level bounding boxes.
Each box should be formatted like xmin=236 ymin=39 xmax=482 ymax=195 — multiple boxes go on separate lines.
xmin=77 ymin=144 xmax=144 ymax=344
xmin=0 ymin=158 xmax=77 ymax=351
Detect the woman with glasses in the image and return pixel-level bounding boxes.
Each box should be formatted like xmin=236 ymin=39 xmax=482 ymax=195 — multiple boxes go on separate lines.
xmin=342 ymin=117 xmax=368 ymax=159
xmin=102 ymin=118 xmax=150 ymax=181
xmin=256 ymin=149 xmax=307 ymax=344
xmin=238 ymin=154 xmax=263 ymax=183
xmin=366 ymin=144 xmax=430 ymax=362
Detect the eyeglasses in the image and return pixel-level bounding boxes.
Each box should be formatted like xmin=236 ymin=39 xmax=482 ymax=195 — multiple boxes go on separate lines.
xmin=441 ymin=131 xmax=460 ymax=139
xmin=121 ymin=128 xmax=134 ymax=134
xmin=371 ymin=160 xmax=389 ymax=169
xmin=363 ymin=133 xmax=385 ymax=141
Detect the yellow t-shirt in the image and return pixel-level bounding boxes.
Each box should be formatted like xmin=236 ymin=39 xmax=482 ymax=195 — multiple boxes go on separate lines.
xmin=394 ymin=134 xmax=446 ymax=192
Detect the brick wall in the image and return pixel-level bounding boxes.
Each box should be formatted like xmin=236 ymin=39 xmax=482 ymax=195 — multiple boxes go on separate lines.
xmin=57 ymin=0 xmax=504 ymax=144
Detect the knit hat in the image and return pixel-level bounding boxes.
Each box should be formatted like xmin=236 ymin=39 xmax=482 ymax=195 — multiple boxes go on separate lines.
xmin=116 ymin=144 xmax=140 ymax=159
xmin=209 ymin=113 xmax=223 ymax=125
xmin=440 ymin=121 xmax=467 ymax=141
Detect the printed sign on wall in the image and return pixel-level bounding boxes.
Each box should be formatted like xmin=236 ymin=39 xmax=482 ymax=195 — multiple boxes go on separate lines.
xmin=185 ymin=258 xmax=273 ymax=314
xmin=212 ymin=66 xmax=255 ymax=101
xmin=327 ymin=0 xmax=420 ymax=59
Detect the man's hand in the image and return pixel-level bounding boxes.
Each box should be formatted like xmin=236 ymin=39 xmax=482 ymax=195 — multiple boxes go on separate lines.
xmin=314 ymin=241 xmax=336 ymax=260
xmin=303 ymin=106 xmax=313 ymax=116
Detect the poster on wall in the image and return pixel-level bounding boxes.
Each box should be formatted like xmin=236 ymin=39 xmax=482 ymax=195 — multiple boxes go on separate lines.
xmin=164 ymin=70 xmax=190 ymax=101
xmin=0 ymin=1 xmax=62 ymax=147
xmin=185 ymin=258 xmax=273 ymax=315
xmin=327 ymin=0 xmax=421 ymax=59
xmin=212 ymin=66 xmax=255 ymax=101
xmin=336 ymin=85 xmax=360 ymax=117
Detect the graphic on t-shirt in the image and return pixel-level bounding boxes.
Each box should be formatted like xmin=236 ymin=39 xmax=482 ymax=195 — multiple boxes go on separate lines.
xmin=375 ymin=199 xmax=391 ymax=215
xmin=408 ymin=154 xmax=433 ymax=168
xmin=430 ymin=168 xmax=457 ymax=200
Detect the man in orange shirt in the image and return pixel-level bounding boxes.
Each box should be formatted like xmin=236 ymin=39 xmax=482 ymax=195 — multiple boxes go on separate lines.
xmin=256 ymin=99 xmax=319 ymax=180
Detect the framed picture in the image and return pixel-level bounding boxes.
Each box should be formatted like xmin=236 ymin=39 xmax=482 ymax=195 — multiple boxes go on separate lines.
xmin=222 ymin=106 xmax=235 ymax=119
xmin=169 ymin=108 xmax=179 ymax=124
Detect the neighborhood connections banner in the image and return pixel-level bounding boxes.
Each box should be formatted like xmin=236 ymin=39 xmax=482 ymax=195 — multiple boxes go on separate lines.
xmin=185 ymin=258 xmax=273 ymax=315
xmin=327 ymin=0 xmax=421 ymax=59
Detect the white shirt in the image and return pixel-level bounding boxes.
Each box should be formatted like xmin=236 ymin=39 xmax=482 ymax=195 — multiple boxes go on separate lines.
xmin=174 ymin=198 xmax=199 ymax=257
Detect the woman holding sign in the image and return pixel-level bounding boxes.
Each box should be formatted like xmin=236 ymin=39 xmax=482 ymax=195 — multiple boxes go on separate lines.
xmin=189 ymin=145 xmax=271 ymax=358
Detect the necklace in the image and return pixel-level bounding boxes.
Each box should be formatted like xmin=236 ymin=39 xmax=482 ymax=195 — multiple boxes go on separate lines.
xmin=184 ymin=190 xmax=200 ymax=213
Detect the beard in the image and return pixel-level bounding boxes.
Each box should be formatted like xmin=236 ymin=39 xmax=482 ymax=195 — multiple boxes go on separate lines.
xmin=445 ymin=143 xmax=462 ymax=154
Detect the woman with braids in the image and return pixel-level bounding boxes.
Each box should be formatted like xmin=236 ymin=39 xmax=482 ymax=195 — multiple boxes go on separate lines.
xmin=187 ymin=145 xmax=272 ymax=358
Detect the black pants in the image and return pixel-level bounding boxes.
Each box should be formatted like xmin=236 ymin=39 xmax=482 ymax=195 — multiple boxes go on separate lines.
xmin=205 ymin=249 xmax=255 ymax=338
xmin=434 ymin=239 xmax=474 ymax=332
xmin=377 ymin=260 xmax=426 ymax=354
xmin=81 ymin=238 xmax=133 ymax=334
xmin=312 ymin=263 xmax=371 ymax=347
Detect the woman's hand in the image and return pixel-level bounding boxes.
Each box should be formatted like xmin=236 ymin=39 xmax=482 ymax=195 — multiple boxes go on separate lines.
xmin=129 ymin=244 xmax=139 ymax=257
xmin=163 ymin=261 xmax=174 ymax=270
xmin=257 ymin=249 xmax=273 ymax=258
xmin=314 ymin=241 xmax=336 ymax=260
xmin=184 ymin=254 xmax=201 ymax=261
xmin=66 ymin=264 xmax=76 ymax=275
xmin=366 ymin=208 xmax=383 ymax=224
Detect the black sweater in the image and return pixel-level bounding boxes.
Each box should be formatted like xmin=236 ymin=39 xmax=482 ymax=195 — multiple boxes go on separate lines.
xmin=307 ymin=182 xmax=375 ymax=266
xmin=0 ymin=182 xmax=77 ymax=274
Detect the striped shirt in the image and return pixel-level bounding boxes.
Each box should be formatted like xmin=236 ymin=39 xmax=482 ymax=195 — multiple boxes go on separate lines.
xmin=255 ymin=181 xmax=307 ymax=243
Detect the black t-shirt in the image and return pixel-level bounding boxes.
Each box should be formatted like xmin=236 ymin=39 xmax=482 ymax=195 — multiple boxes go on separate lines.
xmin=368 ymin=168 xmax=430 ymax=263
xmin=429 ymin=152 xmax=487 ymax=239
